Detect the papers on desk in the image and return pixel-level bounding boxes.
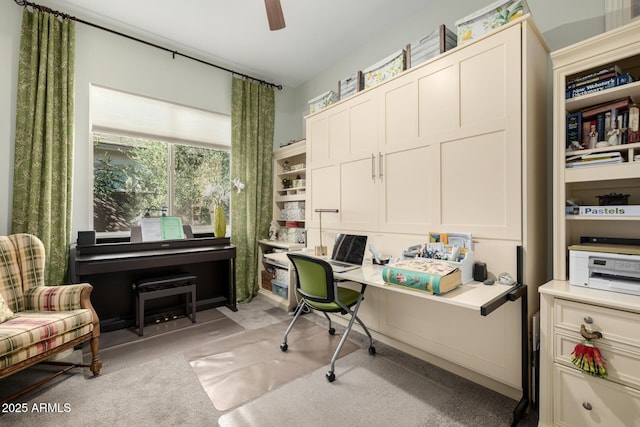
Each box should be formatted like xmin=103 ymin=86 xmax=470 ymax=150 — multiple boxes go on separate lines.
xmin=139 ymin=217 xmax=185 ymax=241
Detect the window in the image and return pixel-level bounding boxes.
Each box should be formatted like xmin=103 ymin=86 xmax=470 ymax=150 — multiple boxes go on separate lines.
xmin=93 ymin=133 xmax=230 ymax=232
xmin=91 ymin=85 xmax=231 ymax=233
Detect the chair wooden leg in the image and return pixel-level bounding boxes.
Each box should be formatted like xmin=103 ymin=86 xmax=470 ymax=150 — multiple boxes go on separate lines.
xmin=89 ymin=336 xmax=102 ymax=376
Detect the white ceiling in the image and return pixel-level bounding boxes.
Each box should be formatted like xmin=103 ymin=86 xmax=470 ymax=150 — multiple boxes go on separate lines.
xmin=46 ymin=0 xmax=433 ymax=88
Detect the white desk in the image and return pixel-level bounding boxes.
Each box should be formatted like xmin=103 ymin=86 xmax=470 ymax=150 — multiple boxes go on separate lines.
xmin=266 ymin=250 xmax=521 ymax=315
xmin=269 ymin=250 xmax=529 ymax=425
xmin=336 ymin=263 xmax=520 ymax=315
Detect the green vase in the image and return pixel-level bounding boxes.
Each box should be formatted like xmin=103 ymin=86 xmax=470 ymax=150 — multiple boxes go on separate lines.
xmin=213 ymin=205 xmax=226 ymax=237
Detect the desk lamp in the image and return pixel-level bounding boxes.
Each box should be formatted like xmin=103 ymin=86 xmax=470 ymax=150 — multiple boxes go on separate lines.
xmin=314 ymin=208 xmax=339 ymax=256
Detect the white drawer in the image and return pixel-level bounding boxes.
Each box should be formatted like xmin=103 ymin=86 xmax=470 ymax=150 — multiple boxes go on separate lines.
xmin=555 ymin=330 xmax=640 ymax=390
xmin=555 ymin=299 xmax=640 ymax=348
xmin=554 ymin=364 xmax=640 ymax=427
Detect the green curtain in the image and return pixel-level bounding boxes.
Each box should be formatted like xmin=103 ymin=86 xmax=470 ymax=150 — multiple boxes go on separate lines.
xmin=12 ymin=8 xmax=75 ymax=285
xmin=231 ymin=77 xmax=275 ymax=302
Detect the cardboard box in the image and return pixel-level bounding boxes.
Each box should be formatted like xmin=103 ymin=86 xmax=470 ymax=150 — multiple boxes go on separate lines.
xmin=362 ymin=49 xmax=406 ymax=90
xmin=455 ymin=0 xmax=528 ymax=44
xmin=338 ymin=71 xmax=363 ymax=100
xmin=407 ymin=25 xmax=457 ymax=68
xmin=308 ymin=91 xmax=338 ymax=114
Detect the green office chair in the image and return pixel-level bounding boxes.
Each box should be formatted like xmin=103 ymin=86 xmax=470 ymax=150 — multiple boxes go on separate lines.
xmin=281 ymin=253 xmax=375 ymax=382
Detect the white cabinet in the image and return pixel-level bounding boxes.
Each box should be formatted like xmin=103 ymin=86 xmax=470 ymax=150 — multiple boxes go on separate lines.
xmin=306 ymin=22 xmax=528 ymax=240
xmin=540 ymin=19 xmax=640 ymax=426
xmin=257 ymin=141 xmax=306 ymax=311
xmin=539 ymin=281 xmax=640 ymax=427
xmin=303 ymin=16 xmax=550 ymax=396
xmin=257 ymin=242 xmax=300 ymax=312
xmin=273 ymin=140 xmax=306 ymax=243
xmin=550 ymin=19 xmax=640 ymax=281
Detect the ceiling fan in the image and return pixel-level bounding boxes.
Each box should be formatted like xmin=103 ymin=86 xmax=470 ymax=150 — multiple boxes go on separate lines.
xmin=264 ymin=0 xmax=286 ymax=31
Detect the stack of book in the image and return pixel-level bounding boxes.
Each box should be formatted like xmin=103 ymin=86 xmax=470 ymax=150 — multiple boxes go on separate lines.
xmin=565 ymin=65 xmax=634 ymax=99
xmin=566 ymin=151 xmax=622 ymax=168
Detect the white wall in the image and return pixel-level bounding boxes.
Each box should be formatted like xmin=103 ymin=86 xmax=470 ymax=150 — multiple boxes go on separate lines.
xmin=294 ymin=0 xmax=607 ymax=127
xmin=0 ymin=0 xmax=609 ymax=237
xmin=0 ymin=0 xmax=300 ymax=238
xmin=0 ymin=3 xmax=22 ymax=236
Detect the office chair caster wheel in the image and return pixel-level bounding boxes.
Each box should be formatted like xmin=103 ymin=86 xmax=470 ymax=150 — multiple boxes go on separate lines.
xmin=328 ymin=328 xmax=335 ymax=335
xmin=326 ymin=371 xmax=335 ymax=382
xmin=280 ymin=343 xmax=288 ymax=352
xmin=368 ymin=346 xmax=376 ymax=355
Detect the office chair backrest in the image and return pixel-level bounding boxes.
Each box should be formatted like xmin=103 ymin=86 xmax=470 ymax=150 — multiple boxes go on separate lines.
xmin=287 ymin=253 xmax=335 ymax=304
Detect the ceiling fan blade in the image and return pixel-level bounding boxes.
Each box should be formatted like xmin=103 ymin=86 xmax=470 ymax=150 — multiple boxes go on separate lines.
xmin=264 ymin=0 xmax=286 ymax=31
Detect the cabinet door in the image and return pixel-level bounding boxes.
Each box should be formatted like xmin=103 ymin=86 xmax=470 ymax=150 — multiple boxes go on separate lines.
xmin=439 ymin=24 xmax=522 ymax=239
xmin=380 ymin=77 xmax=418 ymax=153
xmin=555 ymin=364 xmax=640 ymax=427
xmin=307 ymin=114 xmax=329 ymax=167
xmin=379 ymin=144 xmax=437 ymax=233
xmin=339 ymin=155 xmax=378 ymax=231
xmin=307 ymin=163 xmax=340 ymax=228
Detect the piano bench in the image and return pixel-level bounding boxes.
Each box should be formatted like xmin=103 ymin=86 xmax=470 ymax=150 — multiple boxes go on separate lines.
xmin=133 ymin=274 xmax=197 ymax=336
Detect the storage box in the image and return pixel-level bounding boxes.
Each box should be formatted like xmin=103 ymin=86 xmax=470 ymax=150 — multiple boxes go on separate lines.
xmin=362 ymin=49 xmax=406 ymax=90
xmin=281 ymin=208 xmax=305 ymax=221
xmin=406 ymin=25 xmax=457 ymax=68
xmin=261 ymin=268 xmax=275 ymax=291
xmin=274 ymin=268 xmax=289 ymax=284
xmin=455 ymin=0 xmax=528 ymax=45
xmin=308 ymin=91 xmax=338 ymax=114
xmin=284 ymin=201 xmax=305 ymax=210
xmin=272 ymin=280 xmax=289 ymax=299
xmin=338 ymin=71 xmax=363 ymax=100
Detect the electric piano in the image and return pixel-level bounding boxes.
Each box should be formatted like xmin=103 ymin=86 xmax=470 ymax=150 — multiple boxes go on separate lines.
xmin=69 ymin=235 xmax=236 ymax=332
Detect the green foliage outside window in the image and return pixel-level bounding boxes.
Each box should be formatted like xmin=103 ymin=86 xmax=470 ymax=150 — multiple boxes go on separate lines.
xmin=93 ymin=133 xmax=229 ymax=232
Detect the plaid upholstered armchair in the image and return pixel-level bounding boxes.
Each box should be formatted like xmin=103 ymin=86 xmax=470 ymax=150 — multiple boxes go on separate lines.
xmin=0 ymin=234 xmax=102 ymax=391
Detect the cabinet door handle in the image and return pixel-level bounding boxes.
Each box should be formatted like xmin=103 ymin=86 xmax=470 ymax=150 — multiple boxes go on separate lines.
xmin=371 ymin=153 xmax=376 ymax=181
xmin=378 ymin=152 xmax=383 ymax=179
xmin=580 ymin=324 xmax=602 ymax=340
xmin=583 ymin=316 xmax=593 ymax=324
xmin=582 ymin=401 xmax=593 ymax=411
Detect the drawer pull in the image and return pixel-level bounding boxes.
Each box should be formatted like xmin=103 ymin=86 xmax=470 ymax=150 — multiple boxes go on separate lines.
xmin=583 ymin=316 xmax=593 ymax=324
xmin=580 ymin=324 xmax=602 ymax=340
xmin=582 ymin=401 xmax=593 ymax=411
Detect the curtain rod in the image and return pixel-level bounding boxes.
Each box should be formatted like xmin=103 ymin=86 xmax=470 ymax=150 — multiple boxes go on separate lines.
xmin=14 ymin=0 xmax=283 ymax=90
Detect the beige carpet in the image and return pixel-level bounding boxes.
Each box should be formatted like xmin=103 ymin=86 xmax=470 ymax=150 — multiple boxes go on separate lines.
xmin=184 ymin=316 xmax=359 ymax=411
xmin=82 ymin=309 xmax=244 ymax=375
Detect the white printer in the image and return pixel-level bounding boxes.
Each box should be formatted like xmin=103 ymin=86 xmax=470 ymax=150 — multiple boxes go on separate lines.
xmin=569 ymin=244 xmax=640 ymax=296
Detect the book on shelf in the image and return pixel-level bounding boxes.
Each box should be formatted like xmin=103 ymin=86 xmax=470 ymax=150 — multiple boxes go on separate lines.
xmin=568 ymin=98 xmax=635 ymax=149
xmin=566 ymin=205 xmax=640 ymax=216
xmin=566 ymin=65 xmax=621 ymax=88
xmin=566 ymin=112 xmax=582 ymax=149
xmin=580 ymin=97 xmax=632 ymax=120
xmin=381 ymin=258 xmax=462 ymax=295
xmin=566 ymin=74 xmax=633 ymax=99
xmin=566 ymin=151 xmax=622 ymax=168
